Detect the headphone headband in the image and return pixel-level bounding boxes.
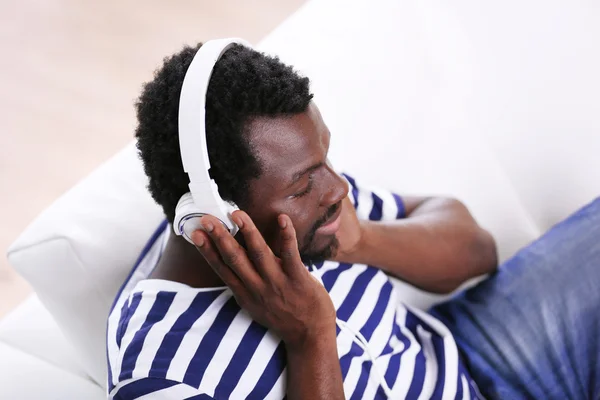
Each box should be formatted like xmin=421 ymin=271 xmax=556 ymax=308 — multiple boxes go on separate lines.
xmin=178 ymin=38 xmax=251 ymax=199
xmin=174 ymin=38 xmax=252 ymax=241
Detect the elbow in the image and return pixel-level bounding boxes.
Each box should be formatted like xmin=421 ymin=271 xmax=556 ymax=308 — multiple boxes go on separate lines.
xmin=458 ymin=227 xmax=498 ymax=286
xmin=430 ymin=228 xmax=498 ymax=295
xmin=471 ymin=228 xmax=498 ymax=274
xmin=447 ymin=198 xmax=499 ymax=277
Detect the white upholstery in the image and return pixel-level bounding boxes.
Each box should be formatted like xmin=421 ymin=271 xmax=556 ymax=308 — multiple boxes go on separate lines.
xmin=0 ymin=342 xmax=104 ymax=400
xmin=0 ymin=296 xmax=104 ymax=400
xmin=7 ymin=143 xmax=164 ymax=386
xmin=3 ymin=0 xmax=600 ymax=397
xmin=0 ymin=295 xmax=88 ymax=380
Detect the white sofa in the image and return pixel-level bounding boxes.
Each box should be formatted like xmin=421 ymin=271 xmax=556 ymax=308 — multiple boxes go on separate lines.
xmin=3 ymin=0 xmax=599 ymax=398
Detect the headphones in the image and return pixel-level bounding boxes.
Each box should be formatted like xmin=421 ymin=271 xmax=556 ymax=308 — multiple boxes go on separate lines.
xmin=173 ymin=38 xmax=252 ymax=244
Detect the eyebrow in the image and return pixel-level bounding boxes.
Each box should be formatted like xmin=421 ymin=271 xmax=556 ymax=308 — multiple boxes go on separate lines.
xmin=288 ymin=162 xmax=324 ymax=188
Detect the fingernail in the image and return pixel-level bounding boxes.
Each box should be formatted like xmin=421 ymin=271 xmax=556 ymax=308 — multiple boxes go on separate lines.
xmin=192 ymin=232 xmax=204 ymax=247
xmin=279 ymin=216 xmax=287 ymax=229
xmin=234 ymin=215 xmax=244 ymax=229
xmin=204 ymin=222 xmax=214 ymax=232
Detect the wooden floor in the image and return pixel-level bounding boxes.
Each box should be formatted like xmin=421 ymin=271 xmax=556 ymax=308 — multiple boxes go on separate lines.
xmin=0 ymin=0 xmax=306 ymax=318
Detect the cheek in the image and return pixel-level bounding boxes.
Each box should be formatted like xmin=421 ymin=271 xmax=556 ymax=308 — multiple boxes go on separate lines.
xmin=270 ymin=196 xmax=322 ymax=247
xmin=286 ymin=207 xmax=317 ymax=241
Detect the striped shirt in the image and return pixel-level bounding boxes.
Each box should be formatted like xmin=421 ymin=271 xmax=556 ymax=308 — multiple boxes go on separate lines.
xmin=106 ymin=174 xmax=483 ymax=399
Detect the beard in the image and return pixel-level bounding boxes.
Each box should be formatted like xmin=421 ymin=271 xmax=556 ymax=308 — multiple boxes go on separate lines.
xmin=299 ymin=202 xmax=341 ymax=265
xmin=299 ymin=236 xmax=339 ymax=265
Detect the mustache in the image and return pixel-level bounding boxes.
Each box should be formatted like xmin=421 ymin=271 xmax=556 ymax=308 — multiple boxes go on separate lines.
xmin=300 ymin=201 xmax=341 ymax=251
xmin=299 ymin=201 xmax=342 ymax=263
xmin=314 ymin=202 xmax=341 ymax=230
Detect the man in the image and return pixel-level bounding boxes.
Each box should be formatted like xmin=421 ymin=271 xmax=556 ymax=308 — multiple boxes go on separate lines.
xmin=107 ymin=42 xmax=600 ymax=399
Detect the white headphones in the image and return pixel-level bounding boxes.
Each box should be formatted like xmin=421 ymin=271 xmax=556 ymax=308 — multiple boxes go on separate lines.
xmin=173 ymin=38 xmax=252 ymax=244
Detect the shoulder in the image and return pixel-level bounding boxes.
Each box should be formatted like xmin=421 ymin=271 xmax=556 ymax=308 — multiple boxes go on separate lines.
xmin=341 ymin=172 xmax=406 ymax=220
xmin=107 ymin=284 xmax=286 ymax=398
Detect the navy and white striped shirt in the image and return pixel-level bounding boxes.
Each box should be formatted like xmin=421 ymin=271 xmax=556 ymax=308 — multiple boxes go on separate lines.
xmin=106 ymin=175 xmax=482 ymax=399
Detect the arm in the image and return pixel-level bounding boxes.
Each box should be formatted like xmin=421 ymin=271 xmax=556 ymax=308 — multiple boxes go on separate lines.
xmin=286 ymin=325 xmax=343 ymax=400
xmin=335 ymin=196 xmax=498 ymax=294
xmin=192 ymin=212 xmax=344 ymax=400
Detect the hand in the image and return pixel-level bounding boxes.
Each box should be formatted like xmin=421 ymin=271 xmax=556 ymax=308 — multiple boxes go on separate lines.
xmin=332 ymin=196 xmax=365 ymax=263
xmin=191 ymin=211 xmax=336 ymax=347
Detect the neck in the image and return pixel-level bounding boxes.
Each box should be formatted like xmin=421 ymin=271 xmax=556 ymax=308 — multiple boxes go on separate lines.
xmin=150 ymin=231 xmax=225 ymax=288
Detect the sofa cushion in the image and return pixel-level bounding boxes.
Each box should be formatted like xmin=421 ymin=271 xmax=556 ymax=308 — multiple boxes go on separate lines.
xmin=0 ymin=294 xmax=91 ymax=381
xmin=0 ymin=341 xmax=105 ymax=400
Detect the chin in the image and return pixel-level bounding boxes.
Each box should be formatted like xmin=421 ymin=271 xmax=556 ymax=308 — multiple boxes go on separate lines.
xmin=300 ymin=236 xmax=339 ymax=265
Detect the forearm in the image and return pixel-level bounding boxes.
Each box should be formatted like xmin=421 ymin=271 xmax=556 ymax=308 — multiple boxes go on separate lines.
xmin=344 ymin=198 xmax=497 ymax=293
xmin=285 ymin=329 xmax=344 ymax=400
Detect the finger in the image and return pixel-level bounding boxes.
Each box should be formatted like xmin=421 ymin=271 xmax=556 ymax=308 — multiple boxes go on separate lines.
xmin=200 ymin=215 xmax=263 ymax=289
xmin=191 ymin=230 xmax=248 ymax=295
xmin=232 ymin=211 xmax=278 ymax=279
xmin=277 ymin=214 xmax=304 ymax=276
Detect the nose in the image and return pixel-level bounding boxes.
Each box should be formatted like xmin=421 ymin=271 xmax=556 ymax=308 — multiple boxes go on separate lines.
xmin=320 ymin=164 xmax=349 ymax=207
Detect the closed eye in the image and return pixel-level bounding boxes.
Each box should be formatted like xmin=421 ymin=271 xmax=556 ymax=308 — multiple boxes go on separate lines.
xmin=292 ymin=174 xmax=314 ymax=198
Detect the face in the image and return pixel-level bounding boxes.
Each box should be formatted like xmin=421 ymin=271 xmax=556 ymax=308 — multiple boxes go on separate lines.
xmin=242 ymin=102 xmax=349 ymax=264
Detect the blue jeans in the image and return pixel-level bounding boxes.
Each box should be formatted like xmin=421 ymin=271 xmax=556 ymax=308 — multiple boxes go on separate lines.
xmin=431 ymin=198 xmax=600 ymax=400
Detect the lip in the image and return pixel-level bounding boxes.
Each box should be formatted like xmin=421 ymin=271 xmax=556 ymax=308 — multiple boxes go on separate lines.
xmin=315 ymin=205 xmax=343 ymax=235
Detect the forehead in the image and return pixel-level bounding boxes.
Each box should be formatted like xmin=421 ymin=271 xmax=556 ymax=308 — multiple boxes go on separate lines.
xmin=247 ymin=103 xmax=329 ymax=178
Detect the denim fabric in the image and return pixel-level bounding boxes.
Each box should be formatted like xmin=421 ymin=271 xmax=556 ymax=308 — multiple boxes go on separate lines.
xmin=431 ymin=198 xmax=600 ymax=400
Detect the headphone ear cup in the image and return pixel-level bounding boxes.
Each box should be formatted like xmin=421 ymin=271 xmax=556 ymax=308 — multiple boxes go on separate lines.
xmin=173 ymin=192 xmax=204 ymax=244
xmin=173 ymin=192 xmax=240 ymax=241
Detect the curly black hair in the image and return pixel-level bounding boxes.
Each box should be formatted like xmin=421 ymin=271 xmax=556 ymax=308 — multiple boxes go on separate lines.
xmin=135 ymin=43 xmax=313 ymax=223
